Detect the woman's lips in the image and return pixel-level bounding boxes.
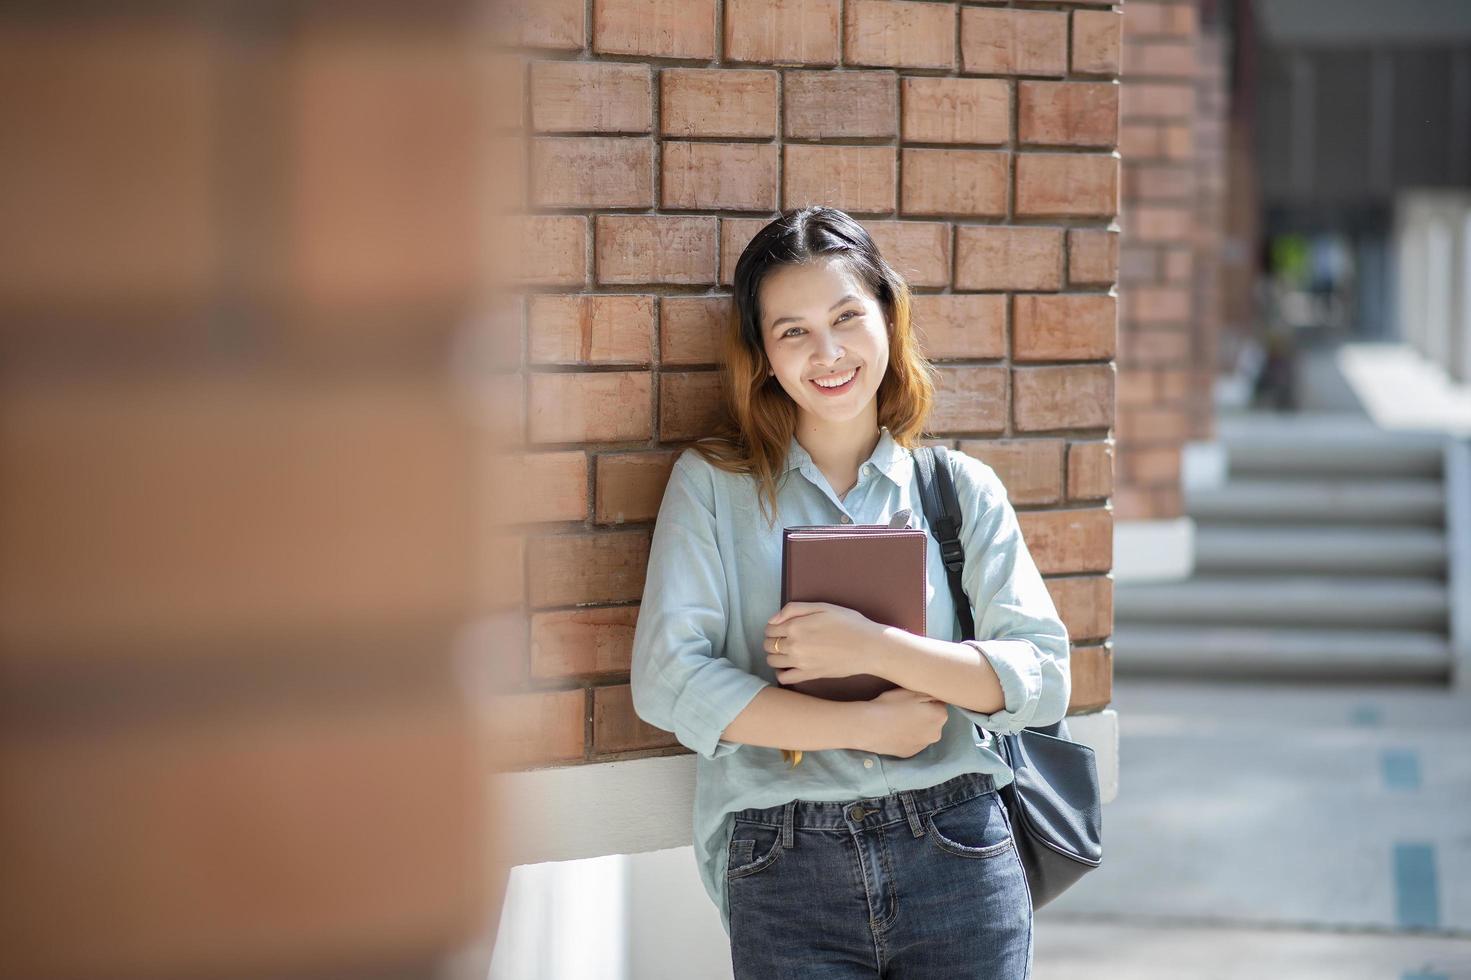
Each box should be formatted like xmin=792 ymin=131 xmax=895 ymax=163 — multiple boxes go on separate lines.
xmin=809 ymin=365 xmax=859 ymax=395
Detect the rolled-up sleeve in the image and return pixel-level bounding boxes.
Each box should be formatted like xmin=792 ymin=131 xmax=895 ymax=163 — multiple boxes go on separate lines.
xmin=948 ymin=456 xmax=1072 ymax=735
xmin=630 ymin=453 xmax=771 ymax=760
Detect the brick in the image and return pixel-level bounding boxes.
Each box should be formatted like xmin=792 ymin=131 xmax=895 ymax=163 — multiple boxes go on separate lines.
xmin=1013 ymin=294 xmax=1116 ymax=361
xmin=530 ymin=137 xmax=653 ymax=209
xmin=785 ymin=70 xmax=898 ymax=139
xmin=1017 ymin=508 xmax=1112 ymax=574
xmin=910 ymin=294 xmax=1006 ymax=359
xmin=661 ymin=295 xmax=732 ymax=366
xmin=1123 ymin=2 xmax=1197 ymax=38
xmin=530 ymin=61 xmax=652 ymax=133
xmin=659 ymin=371 xmax=725 ymax=441
xmin=512 ymin=215 xmax=587 ymax=287
xmin=1013 ymin=364 xmax=1115 ymax=430
xmin=724 ymin=0 xmax=841 ymax=65
xmin=1067 ymin=229 xmax=1119 ymax=286
xmin=1121 ymin=327 xmax=1190 ymax=366
xmin=960 ymin=8 xmax=1067 ymax=77
xmin=593 ymin=683 xmax=681 ymax=754
xmin=720 ymin=217 xmax=770 ymax=286
xmin=530 ymin=606 xmax=640 ymax=678
xmin=1113 ymin=484 xmax=1180 ymax=520
xmin=1119 ymin=245 xmax=1160 ymax=283
xmin=1068 ymin=643 xmax=1113 ymax=712
xmin=1128 ymin=205 xmax=1192 ymax=243
xmin=486 ymin=52 xmax=527 ymax=131
xmin=1121 ymin=82 xmax=1196 ymax=118
xmin=863 ymin=220 xmax=952 ymax=288
xmin=593 ymin=0 xmax=717 ymax=58
xmin=1015 ymin=154 xmax=1118 ymax=218
xmin=1067 ymin=440 xmax=1114 ymax=499
xmin=3 ymin=694 xmax=478 ymax=978
xmin=1161 ymin=248 xmax=1194 ymax=281
xmin=661 ymin=141 xmax=779 ymax=211
xmin=900 ymin=77 xmax=1010 ymax=145
xmin=1117 ymin=367 xmax=1159 ymax=407
xmin=527 ymin=372 xmax=653 ymax=444
xmin=482 ymin=373 xmax=526 ymax=451
xmin=955 ymin=226 xmax=1064 ymax=291
xmin=1124 ymin=40 xmax=1197 ymax=79
xmin=1018 ymin=81 xmax=1119 ymax=148
xmin=1120 ymin=122 xmax=1165 ymax=160
xmin=1117 ymin=405 xmax=1189 ymax=443
xmin=1046 ymin=574 xmax=1113 ymax=641
xmin=479 ymin=533 xmax=525 ymax=610
xmin=1123 ymin=285 xmax=1190 ymax=325
xmin=498 ymin=0 xmax=586 ymax=50
xmin=959 ymin=439 xmax=1064 ymax=505
xmin=927 ymin=366 xmax=1009 ymax=434
xmin=528 ymin=294 xmax=655 ymax=364
xmin=900 ymin=148 xmax=1008 ymax=218
xmin=1121 ymin=445 xmax=1182 ymax=485
xmin=491 ymin=688 xmax=588 ymax=766
xmin=843 ymin=0 xmax=956 ymax=71
xmin=1162 ymin=124 xmax=1194 ymax=161
xmin=480 ymin=293 xmax=525 ymax=371
xmin=595 ymin=214 xmax=718 ymax=285
xmin=527 ymin=529 xmax=651 ymax=606
xmin=784 ymin=144 xmax=897 ymax=214
xmin=1071 ymin=9 xmax=1122 ymax=75
xmin=0 ymin=374 xmax=479 ymax=653
xmin=661 ymin=68 xmax=778 ymax=138
xmin=286 ymin=23 xmax=479 ymax=318
xmin=594 ymin=450 xmax=681 ymax=524
xmin=493 ymin=450 xmax=589 ymax=524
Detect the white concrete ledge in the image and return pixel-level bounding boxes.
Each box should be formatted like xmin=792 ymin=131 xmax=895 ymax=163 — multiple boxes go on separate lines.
xmin=1113 ymin=517 xmax=1195 ymax=583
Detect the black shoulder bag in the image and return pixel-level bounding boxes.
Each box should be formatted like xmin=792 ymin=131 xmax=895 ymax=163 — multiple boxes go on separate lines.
xmin=912 ymin=444 xmax=1104 ymax=909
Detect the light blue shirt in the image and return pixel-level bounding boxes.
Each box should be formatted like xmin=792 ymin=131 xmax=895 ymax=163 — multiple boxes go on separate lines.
xmin=629 ymin=425 xmax=1072 ymax=938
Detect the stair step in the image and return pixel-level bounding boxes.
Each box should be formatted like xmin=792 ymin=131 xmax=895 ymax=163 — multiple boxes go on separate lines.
xmin=1215 ymin=418 xmax=1446 ymax=478
xmin=1194 ymin=526 xmax=1448 ymax=575
xmin=1112 ymin=624 xmax=1452 ymax=680
xmin=1186 ymin=479 xmax=1445 ymax=525
xmin=1115 ymin=576 xmax=1449 ymax=629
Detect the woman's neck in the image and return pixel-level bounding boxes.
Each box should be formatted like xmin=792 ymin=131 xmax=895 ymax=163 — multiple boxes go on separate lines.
xmin=794 ymin=410 xmax=882 ymax=480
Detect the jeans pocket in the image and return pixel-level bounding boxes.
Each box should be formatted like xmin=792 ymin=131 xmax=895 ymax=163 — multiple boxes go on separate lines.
xmin=725 ymin=820 xmax=785 ymax=880
xmin=925 ymin=789 xmax=1014 ymax=860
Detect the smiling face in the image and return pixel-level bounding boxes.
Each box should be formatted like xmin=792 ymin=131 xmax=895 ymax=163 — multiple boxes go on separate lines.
xmin=758 ymin=257 xmax=890 ymax=429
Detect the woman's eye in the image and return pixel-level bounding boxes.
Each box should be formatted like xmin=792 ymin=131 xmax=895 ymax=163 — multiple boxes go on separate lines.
xmin=838 ymin=310 xmax=859 ymax=322
xmin=782 ymin=327 xmax=804 ymax=338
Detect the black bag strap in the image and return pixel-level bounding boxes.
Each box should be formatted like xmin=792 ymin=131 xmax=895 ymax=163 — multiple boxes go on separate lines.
xmin=912 ymin=445 xmax=976 ymax=642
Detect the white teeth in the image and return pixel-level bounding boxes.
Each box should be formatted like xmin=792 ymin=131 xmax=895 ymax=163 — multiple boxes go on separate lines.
xmin=813 ymin=368 xmax=857 ymax=388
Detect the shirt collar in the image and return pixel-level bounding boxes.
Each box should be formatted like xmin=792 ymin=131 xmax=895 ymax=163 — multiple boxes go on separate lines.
xmin=783 ymin=426 xmax=915 ymax=488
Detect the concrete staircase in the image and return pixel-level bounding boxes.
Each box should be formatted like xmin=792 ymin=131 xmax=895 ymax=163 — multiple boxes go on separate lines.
xmin=1114 ymin=413 xmax=1470 ymax=681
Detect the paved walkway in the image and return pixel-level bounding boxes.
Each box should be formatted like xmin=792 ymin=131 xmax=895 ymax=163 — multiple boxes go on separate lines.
xmin=1036 ymin=677 xmax=1471 ymax=979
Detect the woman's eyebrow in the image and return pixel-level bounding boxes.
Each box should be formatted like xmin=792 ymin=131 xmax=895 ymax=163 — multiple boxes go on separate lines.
xmin=769 ymin=294 xmax=862 ymax=332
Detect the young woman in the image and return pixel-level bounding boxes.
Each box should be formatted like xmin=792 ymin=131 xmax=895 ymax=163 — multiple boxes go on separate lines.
xmin=630 ymin=206 xmax=1071 ymax=979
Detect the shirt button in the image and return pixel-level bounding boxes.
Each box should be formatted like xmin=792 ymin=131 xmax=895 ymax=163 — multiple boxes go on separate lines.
xmin=840 ymin=514 xmax=853 ymax=524
xmin=863 ymin=758 xmax=874 ymax=769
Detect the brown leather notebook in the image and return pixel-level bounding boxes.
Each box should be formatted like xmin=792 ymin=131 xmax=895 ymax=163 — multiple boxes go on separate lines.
xmin=779 ymin=521 xmax=928 ymax=702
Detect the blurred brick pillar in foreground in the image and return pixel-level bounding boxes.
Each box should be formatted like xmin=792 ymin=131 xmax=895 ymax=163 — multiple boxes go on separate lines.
xmin=0 ymin=4 xmax=521 ymax=977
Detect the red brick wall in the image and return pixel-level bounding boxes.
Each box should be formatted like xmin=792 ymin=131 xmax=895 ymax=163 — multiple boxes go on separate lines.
xmin=488 ymin=0 xmax=1122 ymax=772
xmin=1116 ymin=0 xmax=1210 ymax=519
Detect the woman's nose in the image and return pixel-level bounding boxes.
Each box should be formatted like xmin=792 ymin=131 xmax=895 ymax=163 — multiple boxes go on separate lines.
xmin=813 ymin=332 xmax=844 ymax=364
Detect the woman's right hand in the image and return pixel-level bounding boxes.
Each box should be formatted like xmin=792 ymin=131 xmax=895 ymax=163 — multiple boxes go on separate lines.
xmin=857 ymin=687 xmax=950 ymax=758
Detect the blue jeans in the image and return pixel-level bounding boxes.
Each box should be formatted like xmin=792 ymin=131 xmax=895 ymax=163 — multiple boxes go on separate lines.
xmin=725 ymin=771 xmax=1032 ymax=980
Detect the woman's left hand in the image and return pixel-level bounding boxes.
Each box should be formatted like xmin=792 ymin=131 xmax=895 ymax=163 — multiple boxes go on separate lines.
xmin=764 ymin=601 xmax=884 ymax=685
